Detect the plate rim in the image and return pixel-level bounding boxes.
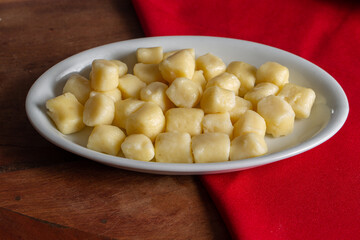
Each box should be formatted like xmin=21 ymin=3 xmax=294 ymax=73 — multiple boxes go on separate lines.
xmin=25 ymin=35 xmax=349 ymax=175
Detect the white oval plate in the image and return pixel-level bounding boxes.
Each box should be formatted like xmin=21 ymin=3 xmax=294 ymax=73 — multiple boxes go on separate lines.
xmin=26 ymin=36 xmax=349 ymax=175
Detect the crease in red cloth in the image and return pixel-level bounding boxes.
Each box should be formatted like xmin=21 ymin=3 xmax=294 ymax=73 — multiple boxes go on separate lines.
xmin=132 ymin=0 xmax=360 ymax=239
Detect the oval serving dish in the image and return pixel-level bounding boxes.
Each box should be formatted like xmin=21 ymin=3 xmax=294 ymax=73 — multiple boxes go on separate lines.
xmin=25 ymin=36 xmax=349 ymax=175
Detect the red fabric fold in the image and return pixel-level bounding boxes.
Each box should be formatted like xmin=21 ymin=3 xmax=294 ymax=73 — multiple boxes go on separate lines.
xmin=132 ymin=0 xmax=360 ymax=239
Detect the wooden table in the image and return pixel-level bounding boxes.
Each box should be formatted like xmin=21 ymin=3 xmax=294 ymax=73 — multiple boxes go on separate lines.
xmin=0 ymin=0 xmax=231 ymax=239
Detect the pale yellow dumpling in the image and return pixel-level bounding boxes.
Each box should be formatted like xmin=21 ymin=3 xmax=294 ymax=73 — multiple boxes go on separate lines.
xmin=166 ymin=77 xmax=202 ymax=108
xmin=200 ymin=86 xmax=235 ymax=113
xmin=226 ymin=61 xmax=257 ymax=97
xmin=83 ymin=93 xmax=115 ymax=127
xmin=126 ymin=102 xmax=165 ymax=141
xmin=118 ymin=74 xmax=146 ymax=99
xmin=140 ymin=82 xmax=174 ymax=111
xmin=136 ymin=47 xmax=163 ymax=64
xmin=133 ymin=63 xmax=164 ymax=84
xmin=87 ymin=125 xmax=125 ymax=156
xmin=244 ymin=82 xmax=279 ymax=110
xmin=196 ymin=53 xmax=226 ymax=80
xmin=230 ymin=133 xmax=267 ymax=160
xmin=257 ymin=95 xmax=295 ymax=137
xmin=165 ymin=108 xmax=204 ymax=136
xmin=256 ymin=62 xmax=289 ymax=87
xmin=202 ymin=112 xmax=233 ymax=137
xmin=163 ymin=48 xmax=195 ymax=60
xmin=229 ymin=96 xmax=253 ymax=124
xmin=62 ymin=74 xmax=91 ymax=105
xmin=90 ymin=59 xmax=119 ymax=91
xmin=121 ymin=134 xmax=154 ymax=161
xmin=192 ymin=133 xmax=230 ymax=163
xmin=191 ymin=70 xmax=207 ymax=90
xmin=233 ymin=110 xmax=266 ymax=138
xmin=155 ymin=132 xmax=193 ymax=163
xmin=277 ymin=83 xmax=316 ymax=119
xmin=90 ymin=88 xmax=122 ymax=103
xmin=46 ymin=92 xmax=84 ymax=134
xmin=206 ymin=72 xmax=240 ymax=95
xmin=113 ymin=98 xmax=145 ymax=129
xmin=159 ymin=49 xmax=195 ymax=83
xmin=110 ymin=60 xmax=128 ymax=77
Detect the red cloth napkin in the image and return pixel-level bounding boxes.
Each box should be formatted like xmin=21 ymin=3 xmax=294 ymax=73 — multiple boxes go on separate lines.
xmin=132 ymin=0 xmax=360 ymax=239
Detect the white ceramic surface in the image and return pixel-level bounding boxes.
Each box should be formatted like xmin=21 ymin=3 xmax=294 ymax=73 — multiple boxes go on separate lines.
xmin=25 ymin=36 xmax=349 ymax=175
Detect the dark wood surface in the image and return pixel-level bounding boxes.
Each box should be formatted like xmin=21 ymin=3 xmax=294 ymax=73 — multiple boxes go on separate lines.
xmin=0 ymin=0 xmax=231 ymax=239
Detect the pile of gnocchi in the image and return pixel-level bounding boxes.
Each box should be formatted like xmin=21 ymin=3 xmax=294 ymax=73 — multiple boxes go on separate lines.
xmin=46 ymin=47 xmax=316 ymax=163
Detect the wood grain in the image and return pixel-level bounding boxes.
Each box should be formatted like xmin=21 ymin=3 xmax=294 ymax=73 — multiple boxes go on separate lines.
xmin=0 ymin=0 xmax=145 ymax=171
xmin=0 ymin=0 xmax=231 ymax=238
xmin=0 ymin=161 xmax=230 ymax=239
xmin=0 ymin=207 xmax=112 ymax=240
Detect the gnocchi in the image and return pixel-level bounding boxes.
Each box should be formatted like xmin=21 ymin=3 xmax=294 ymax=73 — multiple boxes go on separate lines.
xmin=226 ymin=61 xmax=257 ymax=97
xmin=257 ymin=95 xmax=295 ymax=137
xmin=165 ymin=108 xmax=204 ymax=136
xmin=192 ymin=133 xmax=230 ymax=163
xmin=46 ymin=46 xmax=316 ymax=163
xmin=159 ymin=49 xmax=195 ymax=83
xmin=196 ymin=53 xmax=226 ymax=80
xmin=90 ymin=59 xmax=119 ymax=91
xmin=62 ymin=74 xmax=91 ymax=105
xmin=155 ymin=132 xmax=193 ymax=163
xmin=87 ymin=125 xmax=126 ymax=156
xmin=46 ymin=92 xmax=84 ymax=134
xmin=83 ymin=93 xmax=115 ymax=127
xmin=200 ymin=86 xmax=235 ymax=114
xmin=125 ymin=102 xmax=165 ymax=142
xmin=121 ymin=134 xmax=154 ymax=161
xmin=166 ymin=77 xmax=202 ymax=108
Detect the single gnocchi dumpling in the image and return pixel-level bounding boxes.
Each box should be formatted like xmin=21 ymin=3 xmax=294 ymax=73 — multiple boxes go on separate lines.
xmin=244 ymin=82 xmax=279 ymax=110
xmin=230 ymin=133 xmax=267 ymax=160
xmin=202 ymin=112 xmax=233 ymax=137
xmin=163 ymin=48 xmax=195 ymax=60
xmin=233 ymin=110 xmax=266 ymax=138
xmin=165 ymin=108 xmax=204 ymax=136
xmin=133 ymin=63 xmax=164 ymax=84
xmin=126 ymin=102 xmax=165 ymax=141
xmin=256 ymin=62 xmax=289 ymax=88
xmin=136 ymin=47 xmax=163 ymax=64
xmin=257 ymin=95 xmax=295 ymax=137
xmin=191 ymin=70 xmax=207 ymax=90
xmin=277 ymin=83 xmax=316 ymax=119
xmin=166 ymin=77 xmax=202 ymax=108
xmin=159 ymin=49 xmax=195 ymax=83
xmin=226 ymin=61 xmax=257 ymax=97
xmin=90 ymin=59 xmax=119 ymax=91
xmin=87 ymin=125 xmax=126 ymax=156
xmin=46 ymin=92 xmax=85 ymax=134
xmin=62 ymin=74 xmax=91 ymax=105
xmin=90 ymin=88 xmax=122 ymax=103
xmin=121 ymin=134 xmax=154 ymax=161
xmin=155 ymin=132 xmax=193 ymax=163
xmin=140 ymin=82 xmax=174 ymax=111
xmin=229 ymin=96 xmax=253 ymax=124
xmin=200 ymin=86 xmax=235 ymax=113
xmin=83 ymin=93 xmax=115 ymax=127
xmin=206 ymin=72 xmax=240 ymax=95
xmin=196 ymin=53 xmax=226 ymax=80
xmin=192 ymin=133 xmax=230 ymax=163
xmin=118 ymin=74 xmax=146 ymax=99
xmin=113 ymin=98 xmax=145 ymax=129
xmin=110 ymin=60 xmax=128 ymax=77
